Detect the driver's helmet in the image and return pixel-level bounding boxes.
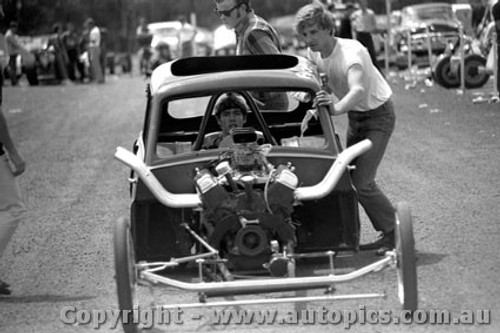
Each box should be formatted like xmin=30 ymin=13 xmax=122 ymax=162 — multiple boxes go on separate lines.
xmin=214 ymin=93 xmax=248 ymax=118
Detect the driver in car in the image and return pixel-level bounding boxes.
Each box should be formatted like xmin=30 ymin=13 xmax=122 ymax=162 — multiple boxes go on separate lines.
xmin=202 ymin=93 xmax=250 ymax=149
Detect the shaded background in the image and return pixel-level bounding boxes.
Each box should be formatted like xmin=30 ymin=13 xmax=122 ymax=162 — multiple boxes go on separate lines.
xmin=0 ymin=0 xmax=485 ymax=54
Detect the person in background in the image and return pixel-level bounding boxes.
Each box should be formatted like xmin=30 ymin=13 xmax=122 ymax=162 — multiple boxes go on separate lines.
xmin=5 ymin=21 xmax=26 ymax=86
xmin=177 ymin=15 xmax=196 ymax=58
xmin=151 ymin=41 xmax=172 ymax=72
xmin=78 ymin=22 xmax=90 ymax=82
xmin=350 ymin=0 xmax=381 ymax=72
xmin=98 ymin=27 xmax=108 ymax=79
xmin=0 ymin=81 xmax=26 ymax=295
xmin=213 ymin=0 xmax=288 ymax=109
xmin=136 ymin=17 xmax=153 ymax=76
xmin=492 ymin=0 xmax=500 ymax=94
xmin=49 ymin=23 xmax=69 ymax=84
xmin=338 ymin=2 xmax=356 ymax=39
xmin=86 ymin=17 xmax=104 ymax=83
xmin=62 ymin=22 xmax=83 ymax=82
xmin=295 ymin=3 xmax=397 ymax=254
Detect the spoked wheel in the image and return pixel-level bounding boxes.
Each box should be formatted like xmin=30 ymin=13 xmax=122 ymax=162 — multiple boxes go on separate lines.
xmin=395 ymin=202 xmax=418 ymax=312
xmin=114 ymin=217 xmax=140 ymax=333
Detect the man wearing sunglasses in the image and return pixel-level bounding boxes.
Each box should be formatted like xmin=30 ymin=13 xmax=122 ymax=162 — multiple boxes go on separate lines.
xmin=214 ymin=0 xmax=288 ymax=110
xmin=214 ymin=0 xmax=281 ymax=55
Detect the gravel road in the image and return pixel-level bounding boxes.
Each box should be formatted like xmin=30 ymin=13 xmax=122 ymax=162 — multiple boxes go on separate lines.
xmin=0 ymin=72 xmax=499 ymax=333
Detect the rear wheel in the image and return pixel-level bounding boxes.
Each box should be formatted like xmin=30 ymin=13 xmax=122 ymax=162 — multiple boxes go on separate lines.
xmin=114 ymin=217 xmax=140 ymax=333
xmin=395 ymin=202 xmax=418 ymax=313
xmin=432 ymin=56 xmax=460 ymax=88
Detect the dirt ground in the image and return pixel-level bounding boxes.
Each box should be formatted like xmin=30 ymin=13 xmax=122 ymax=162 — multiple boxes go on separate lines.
xmin=0 ymin=70 xmax=499 ymax=333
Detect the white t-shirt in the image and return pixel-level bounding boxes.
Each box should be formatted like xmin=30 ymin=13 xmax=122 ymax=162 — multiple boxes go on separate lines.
xmin=307 ymin=38 xmax=392 ymax=111
xmin=89 ymin=26 xmax=101 ymax=48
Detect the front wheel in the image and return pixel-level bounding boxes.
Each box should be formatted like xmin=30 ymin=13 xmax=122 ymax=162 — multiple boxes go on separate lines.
xmin=395 ymin=202 xmax=418 ymax=312
xmin=463 ymin=54 xmax=490 ymax=89
xmin=114 ymin=217 xmax=140 ymax=333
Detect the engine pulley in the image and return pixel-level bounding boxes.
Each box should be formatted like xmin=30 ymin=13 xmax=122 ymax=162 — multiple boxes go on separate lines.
xmin=235 ymin=225 xmax=268 ymax=257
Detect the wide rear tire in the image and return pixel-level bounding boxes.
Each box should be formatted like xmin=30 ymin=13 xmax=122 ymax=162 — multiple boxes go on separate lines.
xmin=114 ymin=217 xmax=140 ymax=333
xmin=395 ymin=202 xmax=418 ymax=313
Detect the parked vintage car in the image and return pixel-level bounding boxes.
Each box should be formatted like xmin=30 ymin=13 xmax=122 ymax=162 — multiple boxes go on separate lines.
xmin=15 ymin=34 xmax=64 ymax=85
xmin=147 ymin=21 xmax=213 ymax=58
xmin=393 ymin=2 xmax=466 ymax=69
xmin=113 ymin=54 xmax=417 ymax=333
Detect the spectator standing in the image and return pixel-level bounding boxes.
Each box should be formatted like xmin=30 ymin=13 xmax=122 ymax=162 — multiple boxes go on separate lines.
xmin=350 ymin=0 xmax=381 ymax=72
xmin=49 ymin=24 xmax=69 ymax=83
xmin=86 ymin=18 xmax=104 ymax=84
xmin=62 ymin=22 xmax=83 ymax=82
xmin=213 ymin=0 xmax=287 ymax=109
xmin=295 ymin=3 xmax=396 ymax=254
xmin=177 ymin=15 xmax=197 ymax=58
xmin=79 ymin=23 xmax=91 ymax=82
xmin=338 ymin=2 xmax=356 ymax=39
xmin=493 ymin=0 xmax=500 ymax=94
xmin=5 ymin=21 xmax=25 ymax=86
xmin=151 ymin=42 xmax=172 ymax=72
xmin=0 ymin=82 xmax=26 ymax=295
xmin=98 ymin=27 xmax=108 ymax=80
xmin=136 ymin=17 xmax=153 ymax=76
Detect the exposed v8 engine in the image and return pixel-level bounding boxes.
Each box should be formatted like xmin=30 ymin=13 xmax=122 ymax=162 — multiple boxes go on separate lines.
xmin=194 ymin=129 xmax=298 ymax=276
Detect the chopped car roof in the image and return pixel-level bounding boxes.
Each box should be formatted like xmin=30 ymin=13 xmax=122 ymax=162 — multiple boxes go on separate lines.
xmin=150 ymin=55 xmax=321 ymax=96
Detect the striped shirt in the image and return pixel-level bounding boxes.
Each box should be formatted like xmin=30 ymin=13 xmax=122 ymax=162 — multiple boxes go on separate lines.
xmin=234 ymin=11 xmax=281 ymax=55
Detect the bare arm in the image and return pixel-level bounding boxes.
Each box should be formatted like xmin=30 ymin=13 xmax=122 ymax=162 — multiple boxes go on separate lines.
xmin=0 ymin=107 xmax=25 ymax=176
xmin=314 ymin=63 xmax=365 ymax=116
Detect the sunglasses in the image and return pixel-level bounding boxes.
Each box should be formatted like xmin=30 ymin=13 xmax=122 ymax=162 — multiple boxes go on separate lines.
xmin=214 ymin=4 xmax=241 ymax=17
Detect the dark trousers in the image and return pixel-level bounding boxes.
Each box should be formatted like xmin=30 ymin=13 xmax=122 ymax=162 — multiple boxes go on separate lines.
xmin=8 ymin=54 xmax=19 ymax=86
xmin=347 ymin=99 xmax=396 ymax=234
xmin=66 ymin=49 xmax=82 ymax=81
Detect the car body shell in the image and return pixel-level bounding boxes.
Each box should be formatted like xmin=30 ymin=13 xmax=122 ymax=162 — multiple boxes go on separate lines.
xmin=129 ymin=55 xmax=361 ymax=262
xmin=17 ymin=34 xmax=62 ymax=85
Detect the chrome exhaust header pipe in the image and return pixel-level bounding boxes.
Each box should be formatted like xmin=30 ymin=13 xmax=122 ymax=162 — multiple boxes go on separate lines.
xmin=114 ymin=139 xmax=371 ymax=208
xmin=294 ymin=139 xmax=372 ymax=201
xmin=114 ymin=147 xmax=201 ymax=208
